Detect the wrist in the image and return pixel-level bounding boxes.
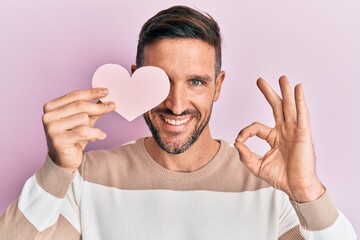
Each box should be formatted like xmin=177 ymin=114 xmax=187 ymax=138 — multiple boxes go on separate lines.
xmin=48 ymin=152 xmax=78 ymax=173
xmin=289 ymin=180 xmax=325 ymax=203
xmin=37 ymin=155 xmax=76 ymax=198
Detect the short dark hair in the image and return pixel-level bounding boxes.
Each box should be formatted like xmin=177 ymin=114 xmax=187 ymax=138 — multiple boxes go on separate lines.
xmin=136 ymin=5 xmax=222 ymax=75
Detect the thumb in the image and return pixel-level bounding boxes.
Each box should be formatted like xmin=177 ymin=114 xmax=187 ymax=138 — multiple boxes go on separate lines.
xmin=234 ymin=141 xmax=260 ymax=176
xmin=234 ymin=141 xmax=252 ymax=162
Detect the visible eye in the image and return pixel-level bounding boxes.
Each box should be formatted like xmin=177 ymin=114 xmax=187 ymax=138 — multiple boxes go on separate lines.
xmin=190 ymin=79 xmax=203 ymax=86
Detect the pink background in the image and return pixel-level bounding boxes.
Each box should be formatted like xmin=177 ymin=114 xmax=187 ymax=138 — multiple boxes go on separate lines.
xmin=1 ymin=0 xmax=359 ymax=235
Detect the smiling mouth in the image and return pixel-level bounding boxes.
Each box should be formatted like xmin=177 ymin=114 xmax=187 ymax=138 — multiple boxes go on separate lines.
xmin=163 ymin=117 xmax=191 ymax=126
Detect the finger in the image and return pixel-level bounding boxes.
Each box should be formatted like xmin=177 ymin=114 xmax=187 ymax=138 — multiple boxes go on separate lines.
xmin=236 ymin=122 xmax=272 ymax=143
xmin=279 ymin=76 xmax=296 ymax=123
xmin=257 ymin=78 xmax=284 ymax=124
xmin=295 ymin=83 xmax=310 ymax=129
xmin=60 ymin=126 xmax=107 ymax=146
xmin=50 ymin=126 xmax=107 ymax=154
xmin=43 ymin=101 xmax=116 ymax=123
xmin=45 ymin=113 xmax=91 ymax=136
xmin=89 ymin=115 xmax=101 ymax=127
xmin=43 ymin=88 xmax=109 ymax=113
xmin=234 ymin=141 xmax=261 ymax=176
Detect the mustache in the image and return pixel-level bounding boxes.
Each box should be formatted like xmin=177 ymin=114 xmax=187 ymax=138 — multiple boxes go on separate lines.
xmin=154 ymin=108 xmax=199 ymax=117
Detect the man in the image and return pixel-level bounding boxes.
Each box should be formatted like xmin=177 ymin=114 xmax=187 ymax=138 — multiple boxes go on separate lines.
xmin=0 ymin=5 xmax=357 ymax=240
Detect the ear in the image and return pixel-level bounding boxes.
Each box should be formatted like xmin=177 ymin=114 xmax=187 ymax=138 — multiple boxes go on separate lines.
xmin=131 ymin=64 xmax=137 ymax=74
xmin=213 ymin=70 xmax=225 ymax=102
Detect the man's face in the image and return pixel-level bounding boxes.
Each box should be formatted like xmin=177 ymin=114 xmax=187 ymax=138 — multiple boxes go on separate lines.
xmin=142 ymin=38 xmax=224 ymax=154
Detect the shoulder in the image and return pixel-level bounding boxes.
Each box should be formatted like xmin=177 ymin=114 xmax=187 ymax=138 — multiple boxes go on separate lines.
xmin=85 ymin=139 xmax=139 ymax=164
xmin=78 ymin=138 xmax=146 ymax=185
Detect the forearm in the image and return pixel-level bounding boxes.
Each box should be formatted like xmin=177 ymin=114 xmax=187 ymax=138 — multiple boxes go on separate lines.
xmin=0 ymin=156 xmax=81 ymax=239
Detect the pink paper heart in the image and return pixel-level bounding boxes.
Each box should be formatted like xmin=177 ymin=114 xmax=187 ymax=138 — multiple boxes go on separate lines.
xmin=92 ymin=64 xmax=169 ymax=121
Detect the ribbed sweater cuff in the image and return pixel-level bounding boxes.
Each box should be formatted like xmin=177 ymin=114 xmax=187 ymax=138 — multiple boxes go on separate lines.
xmin=35 ymin=155 xmax=75 ymax=198
xmin=290 ymin=190 xmax=339 ymax=231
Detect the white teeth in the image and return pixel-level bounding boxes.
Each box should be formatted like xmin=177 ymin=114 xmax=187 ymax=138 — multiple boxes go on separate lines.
xmin=164 ymin=117 xmax=190 ymax=126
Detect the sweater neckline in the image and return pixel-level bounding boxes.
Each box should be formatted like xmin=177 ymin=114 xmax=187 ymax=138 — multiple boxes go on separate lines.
xmin=135 ymin=137 xmax=229 ymax=182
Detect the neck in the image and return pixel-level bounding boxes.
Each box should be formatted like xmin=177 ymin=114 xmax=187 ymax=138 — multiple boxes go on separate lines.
xmin=144 ymin=126 xmax=220 ymax=172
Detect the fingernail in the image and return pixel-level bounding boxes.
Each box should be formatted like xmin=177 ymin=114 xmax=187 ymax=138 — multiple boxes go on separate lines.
xmin=105 ymin=101 xmax=115 ymax=110
xmin=100 ymin=88 xmax=109 ymax=95
xmin=101 ymin=132 xmax=107 ymax=139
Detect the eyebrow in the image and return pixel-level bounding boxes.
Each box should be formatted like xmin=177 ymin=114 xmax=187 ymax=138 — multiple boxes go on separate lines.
xmin=185 ymin=74 xmax=213 ymax=82
xmin=167 ymin=74 xmax=213 ymax=83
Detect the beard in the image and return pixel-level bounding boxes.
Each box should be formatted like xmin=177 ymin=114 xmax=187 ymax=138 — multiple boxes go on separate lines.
xmin=143 ymin=107 xmax=212 ymax=154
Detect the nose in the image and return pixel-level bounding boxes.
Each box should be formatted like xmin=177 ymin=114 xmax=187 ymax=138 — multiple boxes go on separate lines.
xmin=163 ymin=83 xmax=188 ymax=115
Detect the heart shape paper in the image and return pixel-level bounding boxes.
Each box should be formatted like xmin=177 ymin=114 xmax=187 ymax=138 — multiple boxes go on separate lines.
xmin=92 ymin=64 xmax=169 ymax=121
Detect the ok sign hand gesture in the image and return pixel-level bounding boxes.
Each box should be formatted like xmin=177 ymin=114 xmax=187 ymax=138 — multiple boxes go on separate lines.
xmin=235 ymin=76 xmax=325 ymax=203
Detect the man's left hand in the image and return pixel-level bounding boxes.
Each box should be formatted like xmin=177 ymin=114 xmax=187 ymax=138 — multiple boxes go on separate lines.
xmin=235 ymin=76 xmax=325 ymax=203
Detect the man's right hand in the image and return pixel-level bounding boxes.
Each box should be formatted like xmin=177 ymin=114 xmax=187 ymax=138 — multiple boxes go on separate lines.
xmin=42 ymin=88 xmax=116 ymax=172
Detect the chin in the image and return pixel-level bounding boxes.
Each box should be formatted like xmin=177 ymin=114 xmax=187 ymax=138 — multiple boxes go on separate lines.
xmin=143 ymin=110 xmax=210 ymax=154
xmin=156 ymin=133 xmax=198 ymax=154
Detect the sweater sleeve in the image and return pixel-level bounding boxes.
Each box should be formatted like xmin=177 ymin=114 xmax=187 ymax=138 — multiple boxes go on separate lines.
xmin=0 ymin=156 xmax=82 ymax=240
xmin=290 ymin=191 xmax=357 ymax=239
xmin=279 ymin=192 xmax=357 ymax=240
